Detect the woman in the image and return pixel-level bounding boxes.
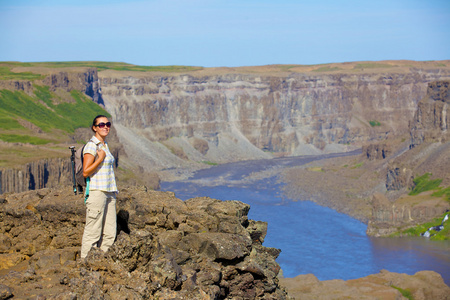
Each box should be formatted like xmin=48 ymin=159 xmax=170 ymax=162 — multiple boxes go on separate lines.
xmin=80 ymin=115 xmax=118 ymax=259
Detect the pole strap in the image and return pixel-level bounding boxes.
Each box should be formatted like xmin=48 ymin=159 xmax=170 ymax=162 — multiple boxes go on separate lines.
xmin=84 ymin=177 xmax=90 ymax=204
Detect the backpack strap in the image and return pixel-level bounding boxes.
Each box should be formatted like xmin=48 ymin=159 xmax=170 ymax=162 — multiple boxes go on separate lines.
xmin=83 ymin=139 xmax=96 ymax=204
xmin=84 ymin=139 xmax=102 ymax=204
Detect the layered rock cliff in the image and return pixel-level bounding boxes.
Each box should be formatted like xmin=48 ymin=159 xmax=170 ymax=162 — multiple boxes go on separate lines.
xmin=410 ymin=80 xmax=450 ymax=147
xmin=364 ymin=80 xmax=450 ymax=235
xmin=0 ymin=158 xmax=71 ymax=194
xmin=98 ymin=66 xmax=450 ymax=175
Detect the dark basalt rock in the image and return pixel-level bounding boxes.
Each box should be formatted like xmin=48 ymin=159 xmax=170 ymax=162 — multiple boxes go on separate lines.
xmin=0 ymin=186 xmax=288 ymax=299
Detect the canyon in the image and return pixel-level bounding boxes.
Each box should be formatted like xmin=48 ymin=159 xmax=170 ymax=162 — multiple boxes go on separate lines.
xmin=1 ymin=61 xmax=450 ymax=230
xmin=1 ymin=60 xmax=450 ymax=298
xmin=1 ymin=61 xmax=450 ymax=229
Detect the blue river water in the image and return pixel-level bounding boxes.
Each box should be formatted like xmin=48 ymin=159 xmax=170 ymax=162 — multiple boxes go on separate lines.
xmin=160 ymin=155 xmax=450 ymax=285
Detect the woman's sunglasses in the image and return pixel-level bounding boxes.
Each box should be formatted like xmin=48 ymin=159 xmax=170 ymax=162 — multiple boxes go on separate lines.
xmin=94 ymin=122 xmax=111 ymax=128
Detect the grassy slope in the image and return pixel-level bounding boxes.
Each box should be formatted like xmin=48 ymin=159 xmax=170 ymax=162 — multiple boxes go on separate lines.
xmin=0 ymin=82 xmax=109 ymax=167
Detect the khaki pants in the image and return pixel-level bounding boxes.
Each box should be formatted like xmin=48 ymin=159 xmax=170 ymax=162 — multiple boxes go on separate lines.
xmin=80 ymin=190 xmax=117 ymax=258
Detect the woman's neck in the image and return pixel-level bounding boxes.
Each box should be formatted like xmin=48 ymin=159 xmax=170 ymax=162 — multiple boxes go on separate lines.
xmin=95 ymin=133 xmax=105 ymax=144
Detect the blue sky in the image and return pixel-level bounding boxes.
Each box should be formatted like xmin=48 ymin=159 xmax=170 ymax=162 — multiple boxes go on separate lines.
xmin=1 ymin=0 xmax=449 ymax=67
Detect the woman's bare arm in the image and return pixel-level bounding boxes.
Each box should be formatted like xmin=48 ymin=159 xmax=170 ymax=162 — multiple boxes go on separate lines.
xmin=82 ymin=149 xmax=106 ymax=178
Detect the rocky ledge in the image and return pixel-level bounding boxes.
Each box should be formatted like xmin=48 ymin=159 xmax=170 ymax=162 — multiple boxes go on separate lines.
xmin=0 ymin=187 xmax=286 ymax=299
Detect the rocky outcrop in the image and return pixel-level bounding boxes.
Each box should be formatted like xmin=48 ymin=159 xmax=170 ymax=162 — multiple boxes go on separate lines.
xmin=367 ymin=193 xmax=449 ymax=236
xmin=0 ymin=187 xmax=287 ymax=299
xmin=385 ymin=164 xmax=414 ymax=191
xmin=0 ymin=158 xmax=72 ymax=194
xmin=0 ymin=80 xmax=34 ymax=94
xmin=363 ymin=143 xmax=392 ymax=160
xmin=42 ymin=68 xmax=104 ymax=105
xmin=410 ymin=81 xmax=450 ymax=147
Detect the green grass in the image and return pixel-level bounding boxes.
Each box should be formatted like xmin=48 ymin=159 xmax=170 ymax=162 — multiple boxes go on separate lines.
xmin=0 ymin=66 xmax=45 ymax=81
xmin=391 ymin=285 xmax=413 ymax=300
xmin=369 ymin=120 xmax=381 ymax=127
xmin=278 ymin=65 xmax=300 ymax=71
xmin=432 ymin=187 xmax=450 ymax=201
xmin=312 ymin=66 xmax=342 ymax=72
xmin=0 ymin=134 xmax=54 ymax=145
xmin=409 ymin=173 xmax=442 ymax=196
xmin=0 ymin=86 xmax=109 ymax=141
xmin=0 ymin=61 xmax=203 ymax=73
xmin=393 ymin=211 xmax=449 ymax=240
xmin=351 ymin=162 xmax=364 ymax=169
xmin=201 ymin=161 xmax=218 ymax=166
xmin=0 ymin=115 xmax=24 ymax=129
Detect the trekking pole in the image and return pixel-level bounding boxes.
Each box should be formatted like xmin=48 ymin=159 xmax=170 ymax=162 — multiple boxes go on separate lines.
xmin=69 ymin=146 xmax=77 ymax=195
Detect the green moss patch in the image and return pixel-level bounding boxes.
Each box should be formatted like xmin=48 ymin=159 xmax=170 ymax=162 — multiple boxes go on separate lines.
xmin=394 ymin=212 xmax=449 ymax=240
xmin=391 ymin=285 xmax=413 ymax=300
xmin=409 ymin=173 xmax=442 ymax=196
xmin=432 ymin=187 xmax=450 ymax=201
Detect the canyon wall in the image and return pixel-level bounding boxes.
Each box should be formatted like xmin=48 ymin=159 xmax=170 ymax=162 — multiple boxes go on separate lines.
xmin=410 ymin=80 xmax=450 ymax=147
xmin=0 ymin=158 xmax=72 ymax=194
xmin=0 ymin=68 xmax=103 ymax=104
xmin=99 ymin=68 xmax=450 ymax=173
xmin=366 ymin=80 xmax=450 ymax=235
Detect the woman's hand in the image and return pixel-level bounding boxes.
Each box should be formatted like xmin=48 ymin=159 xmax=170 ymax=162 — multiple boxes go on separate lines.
xmin=97 ymin=149 xmax=106 ymax=161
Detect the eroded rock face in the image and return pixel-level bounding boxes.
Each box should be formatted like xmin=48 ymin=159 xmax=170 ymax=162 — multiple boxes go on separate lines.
xmin=386 ymin=164 xmax=414 ymax=191
xmin=367 ymin=193 xmax=449 ymax=236
xmin=42 ymin=68 xmax=104 ymax=105
xmin=0 ymin=187 xmax=287 ymax=299
xmin=0 ymin=158 xmax=72 ymax=194
xmin=410 ymin=81 xmax=450 ymax=147
xmin=363 ymin=143 xmax=392 ymax=160
xmin=365 ymin=81 xmax=450 ymax=236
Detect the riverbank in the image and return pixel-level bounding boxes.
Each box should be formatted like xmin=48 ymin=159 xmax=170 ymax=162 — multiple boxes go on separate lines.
xmin=279 ymin=153 xmax=382 ymax=223
xmin=279 ymin=270 xmax=450 ymax=300
xmin=279 ymin=144 xmax=450 ymax=239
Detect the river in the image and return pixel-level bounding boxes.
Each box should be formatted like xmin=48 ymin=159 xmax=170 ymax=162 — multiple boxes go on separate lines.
xmin=160 ymin=153 xmax=450 ymax=285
